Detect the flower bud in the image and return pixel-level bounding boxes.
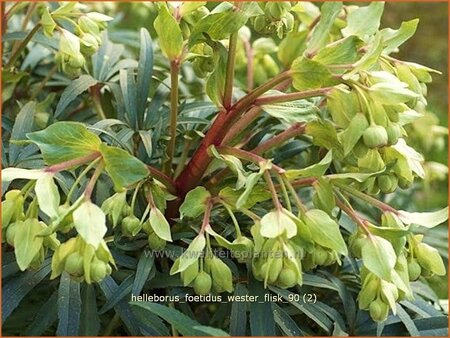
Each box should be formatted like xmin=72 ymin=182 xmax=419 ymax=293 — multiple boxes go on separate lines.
xmin=276 ymin=267 xmax=297 ymax=288
xmin=148 ymin=232 xmax=167 ymax=251
xmin=268 ymin=257 xmax=283 ymax=284
xmin=6 ymin=222 xmax=18 ymax=246
xmin=358 ymin=149 xmax=385 ymax=172
xmin=377 ymin=175 xmax=398 ymax=194
xmin=232 ymin=236 xmax=254 ymax=263
xmin=79 ymin=16 xmax=100 ymax=36
xmin=2 ymin=190 xmax=24 ymax=228
xmin=415 ymin=242 xmax=446 ymax=276
xmin=80 ymin=33 xmax=99 ymax=56
xmin=363 ymin=125 xmax=388 ymax=149
xmin=194 ymin=271 xmax=212 ymax=295
xmin=121 ymin=215 xmax=142 ymax=237
xmin=407 ymin=259 xmax=421 ymax=281
xmin=90 ymin=258 xmax=107 ymax=283
xmin=181 ymin=260 xmax=199 ymax=286
xmin=358 ymin=279 xmax=379 ymax=310
xmin=369 ymin=298 xmax=389 ymax=322
xmin=65 ymin=252 xmax=84 ymax=277
xmin=349 ymin=233 xmax=366 ymax=258
xmin=208 ymin=256 xmax=233 ymax=293
xmin=386 ymin=123 xmax=402 ymax=145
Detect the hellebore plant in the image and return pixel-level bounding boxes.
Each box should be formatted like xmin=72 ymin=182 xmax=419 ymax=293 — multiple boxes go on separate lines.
xmin=1 ymin=1 xmax=448 ymax=336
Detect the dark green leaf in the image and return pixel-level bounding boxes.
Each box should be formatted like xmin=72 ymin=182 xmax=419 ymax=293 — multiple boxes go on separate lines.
xmin=99 ymin=274 xmax=134 ymax=314
xmin=230 ymin=284 xmax=248 ymax=336
xmin=249 ymin=278 xmax=276 ymax=336
xmin=9 ymin=101 xmax=36 ymax=164
xmin=54 ymin=75 xmax=98 ymax=117
xmin=132 ymin=253 xmax=154 ymax=296
xmin=57 ymin=272 xmax=81 ymax=336
xmin=25 ymin=290 xmax=58 ymax=336
xmin=79 ymin=284 xmax=100 ymax=336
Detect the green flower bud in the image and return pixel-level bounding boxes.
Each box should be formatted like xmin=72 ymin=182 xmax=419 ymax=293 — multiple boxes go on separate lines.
xmin=380 ymin=281 xmax=399 ymax=305
xmin=181 ymin=260 xmax=199 ymax=286
xmin=276 ymin=267 xmax=297 ymax=288
xmin=268 ymin=257 xmax=283 ymax=284
xmin=253 ymin=15 xmax=270 ymax=33
xmin=377 ymin=175 xmax=398 ymax=194
xmin=65 ymin=252 xmax=84 ymax=277
xmin=80 ymin=33 xmax=99 ymax=56
xmin=79 ymin=16 xmax=100 ymax=36
xmin=407 ymin=259 xmax=421 ymax=281
xmin=398 ymin=177 xmax=412 ymax=190
xmin=29 ymin=247 xmax=46 ymax=270
xmin=2 ymin=190 xmax=24 ymax=228
xmin=358 ymin=279 xmax=379 ymax=310
xmin=232 ymin=236 xmax=254 ymax=263
xmin=313 ymin=246 xmax=328 ymax=266
xmin=148 ymin=232 xmax=167 ymax=251
xmin=90 ymin=258 xmax=107 ymax=283
xmin=363 ymin=125 xmax=388 ymax=148
xmin=121 ymin=215 xmax=142 ymax=237
xmin=358 ymin=149 xmax=385 ymax=172
xmin=415 ymin=242 xmax=446 ymax=276
xmin=369 ymin=298 xmax=389 ymax=322
xmin=6 ymin=222 xmax=18 ymax=246
xmin=193 ymin=271 xmax=212 ymax=295
xmin=386 ymin=123 xmax=402 ymax=145
xmin=208 ymin=256 xmax=233 ymax=293
xmin=349 ymin=233 xmax=366 ymax=258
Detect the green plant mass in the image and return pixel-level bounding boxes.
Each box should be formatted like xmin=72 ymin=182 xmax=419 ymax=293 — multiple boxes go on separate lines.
xmin=1 ymin=1 xmax=448 ymax=336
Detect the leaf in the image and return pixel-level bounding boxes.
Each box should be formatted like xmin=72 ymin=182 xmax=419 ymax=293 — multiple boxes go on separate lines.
xmin=149 ymin=207 xmax=172 ymax=241
xmin=9 ymin=101 xmax=36 ymax=164
xmin=131 ymin=302 xmax=228 ymax=336
xmin=314 ymin=36 xmax=363 ymax=66
xmin=381 ymin=19 xmax=419 ymax=54
xmin=327 ymin=170 xmax=383 ymax=182
xmin=119 ymin=68 xmax=138 ymax=128
xmin=306 ymin=120 xmax=343 ymax=156
xmin=210 ymin=145 xmax=247 ymax=190
xmin=361 ymin=235 xmax=396 ymax=280
xmin=236 ymin=172 xmax=264 ymax=209
xmin=2 ymin=258 xmax=51 ymax=323
xmin=278 ymin=31 xmax=307 ymax=68
xmin=261 ymin=96 xmax=320 ymax=125
xmin=14 ymin=219 xmax=44 ymax=271
xmin=25 ymin=290 xmax=58 ymax=335
xmin=1 ymin=168 xmax=46 ymax=183
xmin=99 ymin=275 xmax=134 ymax=314
xmin=180 ymin=2 xmax=206 ymax=17
xmin=273 ymin=304 xmax=305 ymax=336
xmin=249 ymin=278 xmax=276 ymax=336
xmin=397 ymin=207 xmax=448 ymax=228
xmin=35 ymin=173 xmax=60 ymax=219
xmin=73 ymin=200 xmax=107 ymax=249
xmin=285 ymin=151 xmax=333 ymax=180
xmin=98 ymin=276 xmax=141 ymax=335
xmin=27 ymin=122 xmax=101 ymax=165
xmin=132 ymin=253 xmax=154 ymax=296
xmin=327 ymin=87 xmax=359 ymax=128
xmin=304 ymin=209 xmax=347 ymax=255
xmin=99 ymin=143 xmax=149 ymax=190
xmin=79 ymin=284 xmax=100 ymax=336
xmin=54 ymin=75 xmax=98 ymax=117
xmin=230 ymin=284 xmax=248 ymax=336
xmin=179 ymin=186 xmax=211 ymax=219
xmin=57 ymin=272 xmax=81 ymax=336
xmin=136 ymin=28 xmax=153 ymax=122
xmin=345 ymin=34 xmax=383 ymax=78
xmin=396 ymin=304 xmax=420 ymax=336
xmin=219 ymin=185 xmax=271 ymax=210
xmin=342 ymin=2 xmax=385 ymax=39
xmin=339 ymin=113 xmax=369 ymax=156
xmin=154 ymin=3 xmax=183 ymax=60
xmin=291 ymin=57 xmax=336 ymax=91
xmin=170 ymin=234 xmax=205 ymax=274
xmin=312 ymin=178 xmax=335 ymax=215
xmin=306 ymin=2 xmax=343 ymax=54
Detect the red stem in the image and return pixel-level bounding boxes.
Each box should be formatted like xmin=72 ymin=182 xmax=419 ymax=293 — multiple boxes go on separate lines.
xmin=84 ymin=161 xmax=105 ymax=200
xmin=147 ymin=165 xmax=177 ymax=195
xmin=45 ymin=152 xmax=101 ymax=174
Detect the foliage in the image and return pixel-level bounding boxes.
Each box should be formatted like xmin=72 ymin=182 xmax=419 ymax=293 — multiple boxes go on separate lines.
xmin=1 ymin=1 xmax=448 ymax=336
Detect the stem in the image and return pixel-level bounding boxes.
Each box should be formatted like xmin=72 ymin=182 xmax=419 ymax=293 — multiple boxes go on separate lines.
xmin=221 ymin=106 xmax=262 ymax=145
xmin=90 ymin=85 xmax=107 ymax=120
xmin=335 ymin=182 xmax=398 ymax=213
xmin=64 ymin=158 xmax=101 ymax=205
xmin=223 ymin=32 xmax=238 ymax=109
xmin=223 ymin=203 xmax=242 ymax=237
xmin=45 ymin=152 xmax=101 ymax=174
xmin=5 ymin=23 xmax=41 ymax=68
xmin=252 ymin=123 xmax=306 ymax=155
xmin=264 ymin=170 xmax=282 ymax=210
xmin=174 ymin=137 xmax=193 ymax=178
xmin=243 ymin=37 xmax=254 ymax=91
xmin=131 ymin=180 xmax=145 ymax=212
xmin=239 ymin=207 xmax=261 ymax=222
xmin=283 ymin=176 xmax=307 ymax=214
xmin=11 ymin=2 xmax=37 ymax=55
xmin=31 ymin=64 xmax=58 ymax=99
xmin=164 ymin=60 xmax=180 ymax=176
xmin=254 ymin=87 xmax=332 ymax=106
xmin=335 ymin=197 xmax=371 ymax=236
xmin=276 ymin=174 xmax=292 ymax=212
xmin=287 ymin=177 xmax=317 ymax=188
xmin=215 ymin=146 xmax=285 ymax=174
xmin=147 ymin=165 xmax=177 ymax=195
xmin=200 ymin=199 xmax=213 ymax=233
xmin=84 ymin=161 xmax=105 ymax=200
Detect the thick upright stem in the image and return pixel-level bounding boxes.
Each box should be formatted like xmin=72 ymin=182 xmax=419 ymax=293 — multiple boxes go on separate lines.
xmin=5 ymin=23 xmax=41 ymax=68
xmin=223 ymin=32 xmax=238 ymax=109
xmin=164 ymin=60 xmax=180 ymax=175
